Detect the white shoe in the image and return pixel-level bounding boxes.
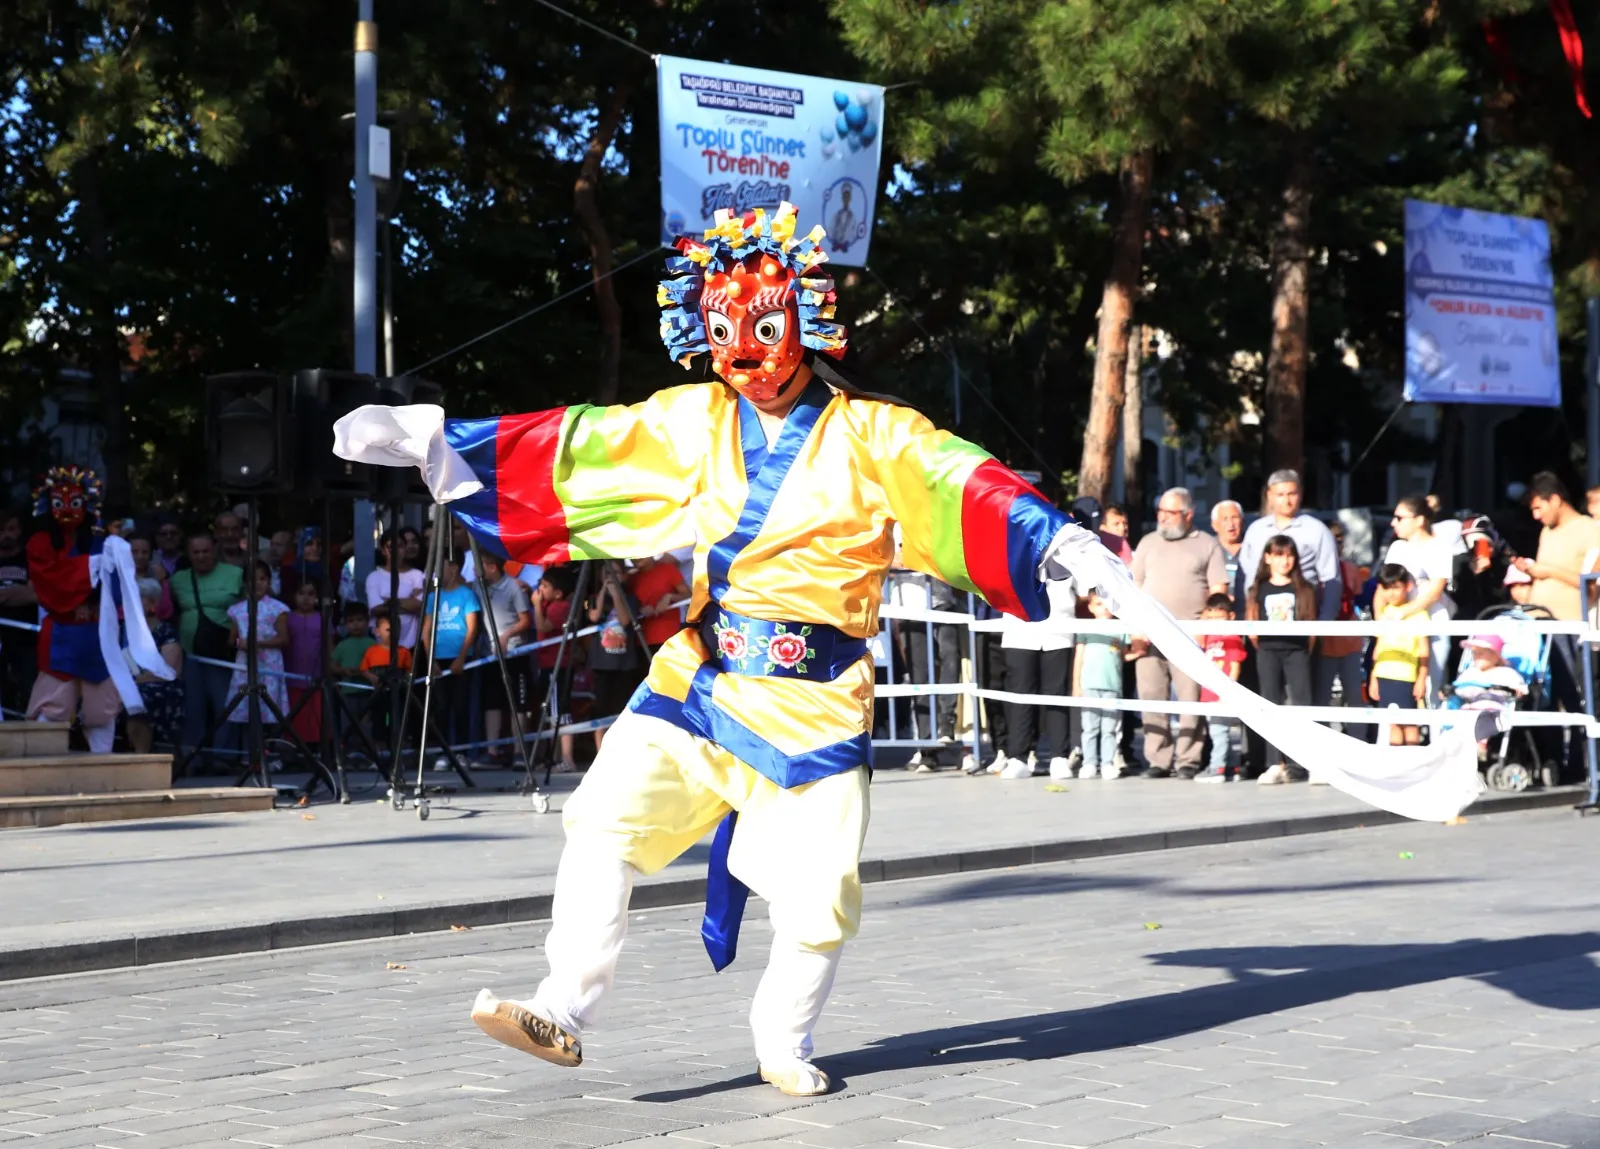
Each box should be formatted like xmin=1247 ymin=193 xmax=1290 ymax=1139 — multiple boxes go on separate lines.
xmin=1114 ymin=750 xmax=1130 ymax=772
xmin=986 ymin=752 xmax=1009 ymax=775
xmin=906 ymin=751 xmax=924 ymax=769
xmin=1256 ymin=764 xmax=1289 ymax=785
xmin=999 ymin=756 xmax=1033 ymax=780
xmin=961 ymin=753 xmax=984 ymax=775
xmin=1101 ymin=762 xmax=1122 ymax=780
xmin=1026 ymin=750 xmax=1038 ymax=769
xmin=470 ymin=989 xmax=582 ymax=1067
xmin=1047 ymin=756 xmax=1074 ymax=780
xmin=1079 ymin=761 xmax=1100 ymax=779
xmin=759 ymin=1059 xmax=830 ymax=1097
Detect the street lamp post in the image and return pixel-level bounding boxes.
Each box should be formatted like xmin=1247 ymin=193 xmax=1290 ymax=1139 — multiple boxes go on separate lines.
xmin=353 ymin=1 xmax=379 ymax=584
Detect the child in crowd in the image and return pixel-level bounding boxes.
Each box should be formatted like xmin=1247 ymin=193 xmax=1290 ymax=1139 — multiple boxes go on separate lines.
xmin=332 ymin=603 xmax=375 ymax=688
xmin=1450 ymin=634 xmax=1528 ymax=700
xmin=420 ymin=552 xmax=482 ymax=754
xmin=284 ymin=580 xmax=323 ymax=744
xmin=1248 ymin=534 xmax=1318 ymax=784
xmin=1072 ymin=590 xmax=1131 ymax=780
xmin=359 ymin=613 xmax=414 ymax=681
xmin=359 ymin=613 xmax=415 ymax=751
xmin=1196 ymin=592 xmax=1246 ymax=783
xmin=1369 ymin=563 xmax=1428 ymax=746
xmin=533 ymin=565 xmax=579 ymax=773
xmin=226 ymin=560 xmax=290 ymax=731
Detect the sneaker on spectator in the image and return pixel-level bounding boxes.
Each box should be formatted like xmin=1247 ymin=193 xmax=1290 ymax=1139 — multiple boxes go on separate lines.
xmin=914 ymin=758 xmax=936 ymax=774
xmin=1256 ymin=763 xmax=1289 ymax=785
xmin=1285 ymin=765 xmax=1310 ymax=783
xmin=999 ymin=756 xmax=1033 ymax=780
xmin=553 ymin=759 xmax=577 ymax=774
xmin=1194 ymin=765 xmax=1230 ymax=783
xmin=1047 ymin=756 xmax=1074 ymax=780
xmin=1100 ymin=761 xmax=1121 ymax=780
xmin=985 ymin=751 xmax=1009 ymax=775
xmin=1147 ymin=765 xmax=1173 ymax=779
xmin=1114 ymin=749 xmax=1131 ymax=774
xmin=1066 ymin=747 xmax=1084 ymax=772
xmin=961 ymin=753 xmax=985 ymax=775
xmin=1026 ymin=750 xmax=1038 ymax=770
xmin=906 ymin=751 xmax=925 ymax=770
xmin=1176 ymin=766 xmax=1197 ymax=780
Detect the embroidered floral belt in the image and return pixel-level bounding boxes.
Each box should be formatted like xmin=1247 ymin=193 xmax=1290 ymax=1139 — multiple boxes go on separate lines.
xmin=703 ymin=605 xmax=868 ymax=682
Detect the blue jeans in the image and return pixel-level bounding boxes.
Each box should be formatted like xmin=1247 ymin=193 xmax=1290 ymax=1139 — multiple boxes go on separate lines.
xmin=1208 ymin=717 xmax=1233 ymax=770
xmin=1080 ymin=687 xmax=1121 ymax=767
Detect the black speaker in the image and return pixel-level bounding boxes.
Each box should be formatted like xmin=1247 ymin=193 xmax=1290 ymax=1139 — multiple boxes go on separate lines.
xmin=206 ymin=372 xmax=294 ymax=493
xmin=293 ymin=369 xmax=378 ymax=497
xmin=372 ymin=375 xmax=445 ymax=504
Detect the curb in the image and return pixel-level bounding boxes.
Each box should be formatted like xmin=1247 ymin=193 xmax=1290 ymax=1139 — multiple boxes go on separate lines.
xmin=2 ymin=788 xmax=1581 ymax=982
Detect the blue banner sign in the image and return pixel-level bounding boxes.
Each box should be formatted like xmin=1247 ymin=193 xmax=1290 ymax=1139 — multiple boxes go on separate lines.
xmin=657 ymin=55 xmax=884 ymax=268
xmin=1404 ymin=198 xmax=1560 ymax=407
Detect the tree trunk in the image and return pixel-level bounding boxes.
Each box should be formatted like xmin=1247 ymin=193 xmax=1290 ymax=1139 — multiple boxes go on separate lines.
xmin=1122 ymin=324 xmax=1144 ymax=518
xmin=1078 ymin=150 xmax=1152 ymax=501
xmin=575 ymin=76 xmax=635 ymax=406
xmin=1264 ymin=137 xmax=1313 ymax=484
xmin=73 ymin=154 xmax=128 ymax=501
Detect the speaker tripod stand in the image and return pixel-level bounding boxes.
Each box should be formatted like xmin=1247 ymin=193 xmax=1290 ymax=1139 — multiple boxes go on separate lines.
xmin=174 ymin=496 xmax=337 ymax=799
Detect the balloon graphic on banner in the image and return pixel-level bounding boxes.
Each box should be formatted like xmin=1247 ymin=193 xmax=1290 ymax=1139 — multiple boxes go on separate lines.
xmin=827 ymin=89 xmax=878 ymax=161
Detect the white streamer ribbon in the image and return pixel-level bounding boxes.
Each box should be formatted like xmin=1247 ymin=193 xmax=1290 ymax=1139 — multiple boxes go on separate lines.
xmin=332 ymin=404 xmax=482 ymax=503
xmin=95 ymin=535 xmax=176 ymax=715
xmin=1040 ymin=523 xmax=1486 ymax=822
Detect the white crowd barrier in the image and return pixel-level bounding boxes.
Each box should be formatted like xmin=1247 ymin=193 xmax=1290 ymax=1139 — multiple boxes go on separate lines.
xmin=874 ymin=600 xmax=1597 ymax=736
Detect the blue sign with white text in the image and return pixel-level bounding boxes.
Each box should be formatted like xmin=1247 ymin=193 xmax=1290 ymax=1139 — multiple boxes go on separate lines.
xmin=1404 ymin=199 xmax=1560 ymax=407
xmin=657 ymin=55 xmax=884 ymax=268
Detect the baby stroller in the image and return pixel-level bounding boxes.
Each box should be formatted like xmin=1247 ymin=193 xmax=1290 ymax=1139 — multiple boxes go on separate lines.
xmin=1440 ymin=604 xmax=1554 ymax=791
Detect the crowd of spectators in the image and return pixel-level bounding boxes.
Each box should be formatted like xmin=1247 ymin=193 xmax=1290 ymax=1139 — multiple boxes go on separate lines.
xmin=0 ymin=503 xmax=693 ymax=774
xmin=0 ymin=470 xmax=1593 ymax=790
xmin=876 ymin=468 xmax=1599 ymax=788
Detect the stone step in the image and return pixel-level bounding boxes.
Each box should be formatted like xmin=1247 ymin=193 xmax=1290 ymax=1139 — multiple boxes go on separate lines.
xmin=0 ymin=754 xmax=173 ymax=797
xmin=0 ymin=788 xmax=275 ymax=829
xmin=0 ymin=722 xmax=71 ymax=760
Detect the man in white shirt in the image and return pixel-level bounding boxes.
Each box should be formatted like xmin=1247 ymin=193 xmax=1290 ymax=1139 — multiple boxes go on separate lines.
xmin=365 ymin=531 xmax=425 ymax=649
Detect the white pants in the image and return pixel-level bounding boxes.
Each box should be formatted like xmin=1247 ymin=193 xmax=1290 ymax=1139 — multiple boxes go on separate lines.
xmin=527 ymin=711 xmax=866 ymax=1065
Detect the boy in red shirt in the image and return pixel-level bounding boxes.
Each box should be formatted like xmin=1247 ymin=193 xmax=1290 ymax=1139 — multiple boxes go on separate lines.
xmin=1196 ymin=592 xmax=1246 ymax=782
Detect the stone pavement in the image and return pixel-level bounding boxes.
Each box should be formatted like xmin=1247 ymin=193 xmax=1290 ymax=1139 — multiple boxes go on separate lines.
xmin=4 ymin=807 xmax=1600 ymax=1147
xmin=0 ymin=764 xmax=1573 ymax=975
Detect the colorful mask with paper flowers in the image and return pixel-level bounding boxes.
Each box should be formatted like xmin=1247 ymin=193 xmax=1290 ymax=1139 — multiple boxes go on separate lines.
xmin=32 ymin=465 xmax=103 ymax=532
xmin=658 ymin=202 xmax=847 ymax=404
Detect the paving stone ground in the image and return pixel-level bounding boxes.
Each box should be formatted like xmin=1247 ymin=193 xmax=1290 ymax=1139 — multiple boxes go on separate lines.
xmin=5 ymin=807 xmax=1600 ymax=1148
xmin=0 ymin=765 xmax=1434 ymax=957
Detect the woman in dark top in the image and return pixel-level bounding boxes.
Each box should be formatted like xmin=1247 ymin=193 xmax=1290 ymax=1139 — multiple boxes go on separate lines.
xmin=1247 ymin=534 xmax=1318 ymax=784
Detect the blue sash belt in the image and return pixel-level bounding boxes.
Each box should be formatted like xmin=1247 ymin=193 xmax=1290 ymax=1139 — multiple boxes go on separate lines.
xmin=701 ymin=605 xmax=868 ymax=683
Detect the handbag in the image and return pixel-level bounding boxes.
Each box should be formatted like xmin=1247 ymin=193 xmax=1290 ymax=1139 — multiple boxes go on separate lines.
xmin=187 ymin=568 xmax=234 ymax=662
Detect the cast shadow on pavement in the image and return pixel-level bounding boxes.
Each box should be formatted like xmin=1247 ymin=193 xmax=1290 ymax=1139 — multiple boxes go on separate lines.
xmin=634 ymin=931 xmax=1600 ymax=1103
xmin=896 ymin=870 xmax=1465 ymax=905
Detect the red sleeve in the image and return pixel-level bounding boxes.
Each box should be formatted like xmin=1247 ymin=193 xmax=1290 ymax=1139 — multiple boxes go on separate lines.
xmin=27 ymin=532 xmax=93 ymax=616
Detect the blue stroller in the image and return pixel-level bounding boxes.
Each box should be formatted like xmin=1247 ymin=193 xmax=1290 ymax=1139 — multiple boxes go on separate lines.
xmin=1440 ymin=605 xmax=1554 ymax=791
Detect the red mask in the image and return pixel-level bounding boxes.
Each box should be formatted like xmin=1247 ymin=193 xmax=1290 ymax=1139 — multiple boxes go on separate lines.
xmin=700 ymin=255 xmax=805 ymax=403
xmin=48 ymin=481 xmax=88 ymax=530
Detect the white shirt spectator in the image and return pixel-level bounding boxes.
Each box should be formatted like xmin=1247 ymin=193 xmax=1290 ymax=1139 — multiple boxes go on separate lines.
xmin=1385 ymin=534 xmax=1456 ymax=622
xmin=365 ymin=567 xmax=425 ymax=648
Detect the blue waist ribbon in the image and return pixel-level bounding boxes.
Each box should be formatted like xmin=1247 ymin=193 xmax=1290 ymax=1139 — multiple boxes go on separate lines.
xmin=689 ymin=607 xmax=868 ymax=972
xmin=700 ymin=605 xmax=868 ymax=683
